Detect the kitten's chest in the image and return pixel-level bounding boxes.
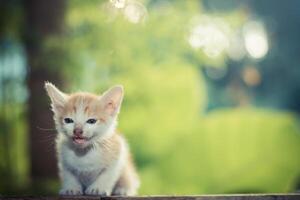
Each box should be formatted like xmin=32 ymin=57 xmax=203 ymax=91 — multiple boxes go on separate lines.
xmin=63 ymin=147 xmax=104 ymax=172
xmin=61 ymin=146 xmax=106 ymax=185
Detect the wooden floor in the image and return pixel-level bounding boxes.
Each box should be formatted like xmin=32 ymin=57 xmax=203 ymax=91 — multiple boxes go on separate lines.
xmin=1 ymin=194 xmax=300 ymax=200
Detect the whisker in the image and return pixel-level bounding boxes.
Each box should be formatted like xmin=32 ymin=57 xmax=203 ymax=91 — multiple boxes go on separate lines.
xmin=92 ymin=142 xmax=97 ymax=151
xmin=44 ymin=143 xmax=56 ymax=153
xmin=37 ymin=126 xmax=56 ymax=131
xmin=37 ymin=136 xmax=55 ymax=142
xmin=38 ymin=132 xmax=55 ymax=137
xmin=35 ymin=126 xmax=57 ymax=152
xmin=37 ymin=134 xmax=55 ymax=140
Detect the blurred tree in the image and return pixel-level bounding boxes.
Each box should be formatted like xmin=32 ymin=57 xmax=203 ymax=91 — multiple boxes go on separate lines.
xmin=247 ymin=0 xmax=300 ymax=191
xmin=0 ymin=0 xmax=28 ymax=193
xmin=201 ymin=0 xmax=300 ymax=113
xmin=24 ymin=0 xmax=66 ymax=180
xmin=247 ymin=0 xmax=300 ymax=113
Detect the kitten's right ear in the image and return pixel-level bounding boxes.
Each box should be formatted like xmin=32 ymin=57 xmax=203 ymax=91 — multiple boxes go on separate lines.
xmin=44 ymin=82 xmax=68 ymax=112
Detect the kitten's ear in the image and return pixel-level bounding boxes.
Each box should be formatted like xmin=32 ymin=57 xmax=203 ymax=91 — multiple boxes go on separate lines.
xmin=44 ymin=82 xmax=68 ymax=112
xmin=100 ymin=85 xmax=124 ymax=116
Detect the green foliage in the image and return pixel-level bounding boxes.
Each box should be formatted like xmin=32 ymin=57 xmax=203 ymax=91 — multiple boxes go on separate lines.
xmin=56 ymin=0 xmax=300 ymax=195
xmin=0 ymin=104 xmax=29 ymax=192
xmin=145 ymin=108 xmax=300 ymax=194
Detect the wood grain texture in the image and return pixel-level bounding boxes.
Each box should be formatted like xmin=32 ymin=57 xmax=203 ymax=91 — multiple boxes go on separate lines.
xmin=1 ymin=194 xmax=300 ymax=200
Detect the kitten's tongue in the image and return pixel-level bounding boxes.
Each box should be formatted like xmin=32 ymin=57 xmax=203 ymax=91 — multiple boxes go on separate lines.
xmin=73 ymin=136 xmax=86 ymax=145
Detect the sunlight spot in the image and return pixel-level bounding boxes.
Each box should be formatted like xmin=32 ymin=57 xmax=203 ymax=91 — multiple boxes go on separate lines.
xmin=123 ymin=1 xmax=147 ymax=24
xmin=102 ymin=2 xmax=119 ymax=22
xmin=188 ymin=16 xmax=230 ymax=58
xmin=110 ymin=0 xmax=126 ymax=9
xmin=243 ymin=21 xmax=269 ymax=59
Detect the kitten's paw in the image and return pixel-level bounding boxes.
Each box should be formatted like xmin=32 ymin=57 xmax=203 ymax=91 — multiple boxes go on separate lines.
xmin=84 ymin=187 xmax=109 ymax=197
xmin=59 ymin=188 xmax=83 ymax=195
xmin=112 ymin=187 xmax=128 ymax=196
xmin=85 ymin=187 xmax=109 ymax=196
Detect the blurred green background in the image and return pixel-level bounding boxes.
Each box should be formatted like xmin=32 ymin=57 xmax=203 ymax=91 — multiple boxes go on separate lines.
xmin=1 ymin=0 xmax=300 ymax=195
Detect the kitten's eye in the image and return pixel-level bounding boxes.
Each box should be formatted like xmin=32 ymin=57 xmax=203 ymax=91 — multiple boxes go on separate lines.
xmin=64 ymin=118 xmax=74 ymax=124
xmin=86 ymin=119 xmax=97 ymax=124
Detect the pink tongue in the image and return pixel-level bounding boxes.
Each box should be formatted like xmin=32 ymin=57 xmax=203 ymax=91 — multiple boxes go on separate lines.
xmin=74 ymin=138 xmax=86 ymax=144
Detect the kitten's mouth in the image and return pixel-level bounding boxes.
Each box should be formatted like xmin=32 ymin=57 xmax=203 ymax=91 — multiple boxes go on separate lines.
xmin=72 ymin=135 xmax=88 ymax=145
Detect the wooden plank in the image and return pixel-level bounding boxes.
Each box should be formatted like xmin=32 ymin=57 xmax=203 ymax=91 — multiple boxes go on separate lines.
xmin=1 ymin=194 xmax=300 ymax=200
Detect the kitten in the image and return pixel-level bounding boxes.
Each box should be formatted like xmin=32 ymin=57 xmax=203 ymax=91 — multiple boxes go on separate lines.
xmin=45 ymin=82 xmax=139 ymax=196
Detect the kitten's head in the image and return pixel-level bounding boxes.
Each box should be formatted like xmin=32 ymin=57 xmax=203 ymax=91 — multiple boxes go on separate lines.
xmin=45 ymin=82 xmax=124 ymax=148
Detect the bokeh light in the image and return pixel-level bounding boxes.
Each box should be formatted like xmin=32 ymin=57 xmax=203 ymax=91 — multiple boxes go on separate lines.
xmin=243 ymin=66 xmax=261 ymax=86
xmin=110 ymin=0 xmax=126 ymax=9
xmin=123 ymin=1 xmax=147 ymax=24
xmin=188 ymin=16 xmax=230 ymax=58
xmin=243 ymin=21 xmax=269 ymax=59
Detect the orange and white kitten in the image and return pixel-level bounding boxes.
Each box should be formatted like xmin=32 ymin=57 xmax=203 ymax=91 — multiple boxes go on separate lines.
xmin=45 ymin=82 xmax=139 ymax=196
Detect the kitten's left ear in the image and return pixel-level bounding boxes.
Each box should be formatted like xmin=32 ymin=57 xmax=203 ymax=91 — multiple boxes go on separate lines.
xmin=100 ymin=85 xmax=124 ymax=116
xmin=45 ymin=82 xmax=69 ymax=112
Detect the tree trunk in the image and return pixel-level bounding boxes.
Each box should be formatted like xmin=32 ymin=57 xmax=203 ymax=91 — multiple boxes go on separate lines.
xmin=24 ymin=0 xmax=66 ymax=180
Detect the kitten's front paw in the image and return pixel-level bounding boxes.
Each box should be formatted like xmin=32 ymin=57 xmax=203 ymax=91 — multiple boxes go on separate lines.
xmin=59 ymin=188 xmax=83 ymax=195
xmin=112 ymin=187 xmax=128 ymax=196
xmin=85 ymin=187 xmax=109 ymax=196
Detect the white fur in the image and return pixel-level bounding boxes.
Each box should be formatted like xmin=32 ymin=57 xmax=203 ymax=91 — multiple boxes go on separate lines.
xmin=55 ymin=108 xmax=123 ymax=195
xmin=85 ymin=141 xmax=126 ymax=195
xmin=57 ymin=126 xmax=127 ymax=195
xmin=56 ymin=104 xmax=126 ymax=195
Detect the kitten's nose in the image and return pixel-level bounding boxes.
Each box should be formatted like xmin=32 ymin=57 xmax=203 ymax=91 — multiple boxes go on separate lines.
xmin=73 ymin=128 xmax=83 ymax=136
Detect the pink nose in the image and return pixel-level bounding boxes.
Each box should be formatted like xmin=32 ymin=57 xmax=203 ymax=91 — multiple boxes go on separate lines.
xmin=73 ymin=128 xmax=83 ymax=136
